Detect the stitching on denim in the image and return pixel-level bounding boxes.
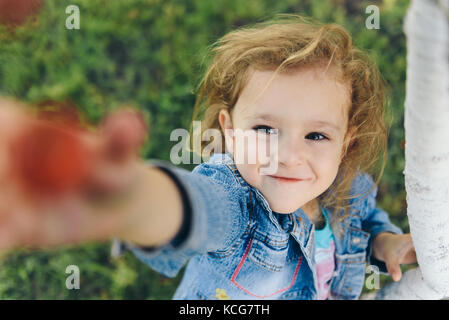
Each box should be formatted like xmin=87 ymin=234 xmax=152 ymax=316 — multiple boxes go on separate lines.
xmin=253 ymin=230 xmax=289 ymax=247
xmin=208 ymin=229 xmax=252 ymax=258
xmin=225 ymin=163 xmax=247 ymax=187
xmin=207 ymin=239 xmax=243 ymax=258
xmin=336 ymin=252 xmax=366 ymax=264
xmin=342 ymin=257 xmax=365 ymax=264
xmin=247 ymin=180 xmax=253 ymax=223
xmin=348 ymin=226 xmax=370 ymax=238
xmin=248 ymin=250 xmax=284 ymax=272
xmin=292 ymin=217 xmax=298 ymax=235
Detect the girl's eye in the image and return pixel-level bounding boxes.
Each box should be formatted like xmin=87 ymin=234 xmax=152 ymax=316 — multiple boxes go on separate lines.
xmin=306 ymin=132 xmax=328 ymax=141
xmin=252 ymin=125 xmax=278 ymax=135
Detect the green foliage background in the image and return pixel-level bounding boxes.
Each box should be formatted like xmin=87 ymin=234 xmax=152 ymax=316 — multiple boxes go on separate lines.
xmin=0 ymin=0 xmax=410 ymax=299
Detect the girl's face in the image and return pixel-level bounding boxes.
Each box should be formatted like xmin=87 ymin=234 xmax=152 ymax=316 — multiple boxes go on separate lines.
xmin=219 ymin=65 xmax=352 ymax=214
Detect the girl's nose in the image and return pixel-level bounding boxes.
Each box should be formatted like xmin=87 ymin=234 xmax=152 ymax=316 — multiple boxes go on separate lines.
xmin=277 ymin=134 xmax=307 ymax=168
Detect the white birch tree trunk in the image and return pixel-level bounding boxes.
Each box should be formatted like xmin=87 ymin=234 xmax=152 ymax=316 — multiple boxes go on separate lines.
xmin=374 ymin=0 xmax=449 ymax=300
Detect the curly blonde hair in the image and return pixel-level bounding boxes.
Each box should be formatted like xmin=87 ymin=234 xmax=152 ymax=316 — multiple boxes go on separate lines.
xmin=190 ymin=14 xmax=388 ymax=222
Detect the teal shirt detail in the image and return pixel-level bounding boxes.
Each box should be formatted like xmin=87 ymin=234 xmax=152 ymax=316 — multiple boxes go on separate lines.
xmin=315 ymin=207 xmax=335 ymax=249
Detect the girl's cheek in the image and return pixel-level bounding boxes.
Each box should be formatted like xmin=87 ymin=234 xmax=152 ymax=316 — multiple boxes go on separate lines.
xmin=313 ymin=146 xmax=341 ymax=171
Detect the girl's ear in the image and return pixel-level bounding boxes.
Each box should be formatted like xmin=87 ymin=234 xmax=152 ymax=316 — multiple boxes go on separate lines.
xmin=340 ymin=126 xmax=357 ymax=163
xmin=218 ymin=109 xmax=234 ymax=155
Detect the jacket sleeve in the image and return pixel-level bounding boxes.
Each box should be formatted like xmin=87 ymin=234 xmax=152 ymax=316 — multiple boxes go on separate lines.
xmin=354 ymin=173 xmax=403 ymax=274
xmin=112 ymin=159 xmax=249 ymax=278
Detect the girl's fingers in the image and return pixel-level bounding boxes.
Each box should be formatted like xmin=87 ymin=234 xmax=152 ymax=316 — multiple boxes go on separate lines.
xmin=101 ymin=109 xmax=147 ymax=163
xmin=82 ymin=110 xmax=147 ymax=197
xmin=396 ymin=235 xmax=418 ymax=265
xmin=385 ymin=260 xmax=402 ymax=282
xmin=383 ymin=235 xmax=417 ymax=282
xmin=400 ymin=247 xmax=418 ymax=265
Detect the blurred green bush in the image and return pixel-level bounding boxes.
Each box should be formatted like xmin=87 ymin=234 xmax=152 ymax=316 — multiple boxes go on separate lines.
xmin=0 ymin=0 xmax=409 ymax=299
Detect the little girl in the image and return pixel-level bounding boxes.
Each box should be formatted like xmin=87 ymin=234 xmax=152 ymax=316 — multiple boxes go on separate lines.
xmin=114 ymin=15 xmax=417 ymax=300
xmin=0 ymin=15 xmax=417 ymax=300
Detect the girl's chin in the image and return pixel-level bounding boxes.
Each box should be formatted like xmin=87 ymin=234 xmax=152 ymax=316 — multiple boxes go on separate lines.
xmin=256 ymin=189 xmax=308 ymax=213
xmin=268 ymin=200 xmax=308 ymax=214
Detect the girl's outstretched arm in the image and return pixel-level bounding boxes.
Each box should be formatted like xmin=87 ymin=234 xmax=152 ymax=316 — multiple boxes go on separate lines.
xmin=117 ymin=155 xmax=250 ymax=278
xmin=108 ymin=163 xmax=184 ymax=248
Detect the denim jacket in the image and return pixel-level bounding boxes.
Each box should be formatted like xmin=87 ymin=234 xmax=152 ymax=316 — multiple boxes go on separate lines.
xmin=116 ymin=152 xmax=402 ymax=300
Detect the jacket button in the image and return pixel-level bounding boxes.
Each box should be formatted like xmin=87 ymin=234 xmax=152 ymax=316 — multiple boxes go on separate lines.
xmin=352 ymin=237 xmax=361 ymax=244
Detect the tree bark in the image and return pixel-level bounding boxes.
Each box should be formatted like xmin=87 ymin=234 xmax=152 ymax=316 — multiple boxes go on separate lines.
xmin=374 ymin=0 xmax=449 ymax=300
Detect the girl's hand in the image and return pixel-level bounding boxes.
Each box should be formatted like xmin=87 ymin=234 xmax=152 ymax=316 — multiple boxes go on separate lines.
xmin=372 ymin=232 xmax=418 ymax=282
xmin=0 ymin=98 xmax=148 ymax=251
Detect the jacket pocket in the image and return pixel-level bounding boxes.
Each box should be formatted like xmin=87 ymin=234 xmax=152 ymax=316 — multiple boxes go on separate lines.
xmin=230 ymin=237 xmax=303 ymax=298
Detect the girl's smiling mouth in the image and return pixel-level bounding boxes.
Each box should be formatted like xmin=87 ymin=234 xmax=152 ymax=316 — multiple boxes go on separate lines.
xmin=268 ymin=175 xmax=311 ymax=183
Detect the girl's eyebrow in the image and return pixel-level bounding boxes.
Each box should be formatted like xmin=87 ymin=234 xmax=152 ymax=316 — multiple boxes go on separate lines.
xmin=309 ymin=120 xmax=342 ymax=132
xmin=248 ymin=113 xmax=279 ymax=122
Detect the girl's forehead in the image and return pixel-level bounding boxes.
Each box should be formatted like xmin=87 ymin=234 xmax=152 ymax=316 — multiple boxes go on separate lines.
xmin=233 ymin=67 xmax=351 ymax=126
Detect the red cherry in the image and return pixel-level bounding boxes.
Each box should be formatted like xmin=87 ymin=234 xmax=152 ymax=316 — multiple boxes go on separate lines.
xmin=0 ymin=0 xmax=43 ymax=27
xmin=10 ymin=120 xmax=91 ymax=197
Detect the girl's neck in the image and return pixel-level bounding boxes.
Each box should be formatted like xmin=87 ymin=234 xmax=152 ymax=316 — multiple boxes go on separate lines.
xmin=301 ymin=198 xmax=324 ymax=229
